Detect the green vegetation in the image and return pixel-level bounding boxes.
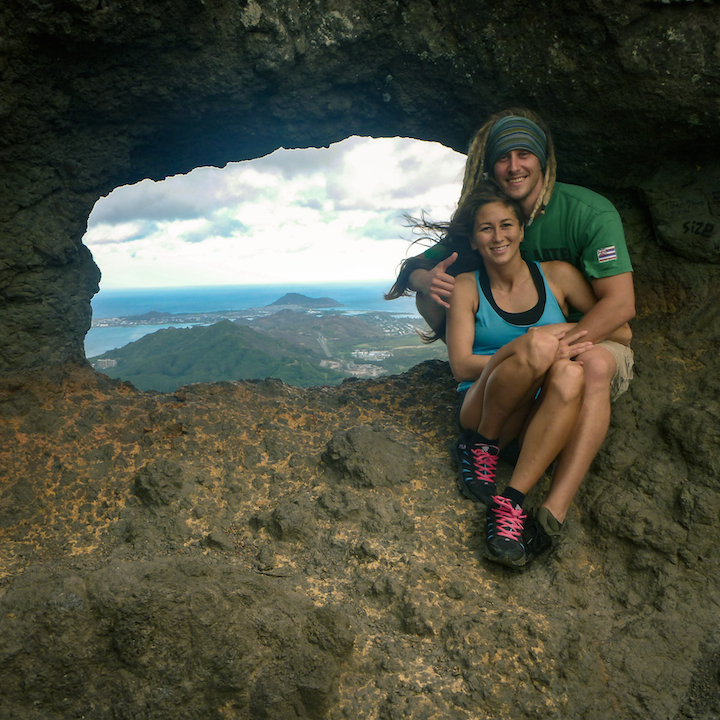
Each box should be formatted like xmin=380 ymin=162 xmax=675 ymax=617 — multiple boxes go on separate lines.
xmin=90 ymin=311 xmax=448 ymax=392
xmin=239 ymin=310 xmax=447 ymax=372
xmin=92 ymin=320 xmax=349 ymax=392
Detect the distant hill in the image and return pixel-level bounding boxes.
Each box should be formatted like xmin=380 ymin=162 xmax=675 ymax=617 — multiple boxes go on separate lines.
xmin=267 ymin=293 xmax=340 ymax=308
xmin=90 ymin=320 xmax=348 ymax=392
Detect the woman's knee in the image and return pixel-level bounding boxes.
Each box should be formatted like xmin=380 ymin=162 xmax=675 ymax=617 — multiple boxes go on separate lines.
xmin=546 ymin=360 xmax=585 ymax=401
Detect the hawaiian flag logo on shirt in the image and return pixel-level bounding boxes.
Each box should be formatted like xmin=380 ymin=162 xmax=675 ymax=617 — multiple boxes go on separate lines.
xmin=597 ymin=246 xmax=617 ymax=263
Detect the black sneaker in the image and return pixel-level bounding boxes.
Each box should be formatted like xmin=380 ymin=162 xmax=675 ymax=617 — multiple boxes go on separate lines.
xmin=484 ymin=495 xmax=527 ymax=568
xmin=522 ymin=507 xmax=562 ymax=566
xmin=452 ymin=432 xmax=499 ymax=505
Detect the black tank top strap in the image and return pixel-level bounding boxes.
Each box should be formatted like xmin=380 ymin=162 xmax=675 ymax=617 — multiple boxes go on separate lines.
xmin=477 ymin=261 xmax=546 ymax=326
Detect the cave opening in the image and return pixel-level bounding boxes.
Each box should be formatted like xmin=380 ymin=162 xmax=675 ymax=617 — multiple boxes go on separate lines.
xmin=81 ymin=136 xmax=465 ymax=389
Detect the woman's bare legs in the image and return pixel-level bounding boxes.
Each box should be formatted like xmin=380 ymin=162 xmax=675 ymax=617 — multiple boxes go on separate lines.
xmin=506 ymin=359 xmax=586 ymax=495
xmin=457 ymin=331 xmax=587 ymax=568
xmin=483 ymin=361 xmax=585 ymax=567
xmin=454 ymin=330 xmax=558 ymax=505
xmin=458 ymin=329 xmax=559 ymax=441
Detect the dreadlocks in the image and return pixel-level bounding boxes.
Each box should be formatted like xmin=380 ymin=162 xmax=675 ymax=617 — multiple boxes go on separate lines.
xmin=460 ymin=108 xmax=557 ymax=224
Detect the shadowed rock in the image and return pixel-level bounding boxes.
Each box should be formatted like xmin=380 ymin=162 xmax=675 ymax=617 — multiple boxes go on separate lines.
xmin=1 ymin=0 xmax=720 ymax=370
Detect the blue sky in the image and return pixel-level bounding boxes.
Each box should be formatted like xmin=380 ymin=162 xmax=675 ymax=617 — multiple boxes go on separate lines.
xmin=83 ymin=136 xmax=466 ymax=288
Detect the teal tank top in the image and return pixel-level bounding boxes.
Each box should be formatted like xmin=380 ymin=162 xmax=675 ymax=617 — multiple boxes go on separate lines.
xmin=458 ymin=262 xmax=567 ymax=392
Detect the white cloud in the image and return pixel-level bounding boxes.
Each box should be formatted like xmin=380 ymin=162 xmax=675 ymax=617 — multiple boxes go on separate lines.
xmin=84 ymin=136 xmax=466 ymax=288
xmin=83 ymin=220 xmax=148 ymax=245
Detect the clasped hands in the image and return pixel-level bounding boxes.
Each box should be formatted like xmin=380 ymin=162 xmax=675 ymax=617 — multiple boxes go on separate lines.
xmin=528 ymin=325 xmax=593 ymax=362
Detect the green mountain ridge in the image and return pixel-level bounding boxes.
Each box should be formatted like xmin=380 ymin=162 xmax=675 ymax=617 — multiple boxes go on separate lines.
xmin=92 ymin=319 xmax=348 ymax=392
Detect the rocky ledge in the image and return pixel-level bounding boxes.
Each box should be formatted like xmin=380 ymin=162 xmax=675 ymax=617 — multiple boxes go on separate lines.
xmin=1 ymin=308 xmax=720 ymax=720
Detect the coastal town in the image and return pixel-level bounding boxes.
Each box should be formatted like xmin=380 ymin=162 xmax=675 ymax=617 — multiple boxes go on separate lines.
xmin=88 ymin=294 xmax=442 ymax=388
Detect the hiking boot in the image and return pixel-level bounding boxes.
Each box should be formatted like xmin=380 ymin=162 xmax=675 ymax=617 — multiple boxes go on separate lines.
xmin=484 ymin=495 xmax=527 ymax=568
xmin=522 ymin=507 xmax=562 ymax=566
xmin=452 ymin=431 xmax=499 ymax=505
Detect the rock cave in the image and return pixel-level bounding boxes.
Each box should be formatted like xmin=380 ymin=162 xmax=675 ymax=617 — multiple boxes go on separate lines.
xmin=1 ymin=1 xmax=720 ymax=718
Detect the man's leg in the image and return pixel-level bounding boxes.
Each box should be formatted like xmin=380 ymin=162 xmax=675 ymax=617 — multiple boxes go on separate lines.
xmin=541 ymin=346 xmax=617 ymax=523
xmin=505 ymin=359 xmax=586 ymax=496
xmin=484 ymin=359 xmax=585 ymax=567
xmin=416 ymin=293 xmax=447 ymax=337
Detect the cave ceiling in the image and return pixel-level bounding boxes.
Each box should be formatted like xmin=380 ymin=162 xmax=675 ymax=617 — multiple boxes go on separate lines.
xmin=1 ymin=0 xmax=720 ymax=371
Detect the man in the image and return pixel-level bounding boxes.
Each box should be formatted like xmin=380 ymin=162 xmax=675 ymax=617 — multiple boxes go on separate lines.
xmin=399 ymin=108 xmax=635 ymax=562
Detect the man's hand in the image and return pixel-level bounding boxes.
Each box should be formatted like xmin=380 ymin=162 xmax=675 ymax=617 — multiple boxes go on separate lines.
xmin=532 ymin=326 xmax=593 ymax=362
xmin=410 ymin=253 xmax=458 ymax=309
xmin=554 ymin=329 xmax=593 ymax=361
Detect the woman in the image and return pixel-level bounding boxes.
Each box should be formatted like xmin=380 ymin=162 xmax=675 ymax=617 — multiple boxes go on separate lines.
xmin=384 ymin=107 xmax=558 ymax=336
xmin=445 ymin=184 xmax=630 ymax=568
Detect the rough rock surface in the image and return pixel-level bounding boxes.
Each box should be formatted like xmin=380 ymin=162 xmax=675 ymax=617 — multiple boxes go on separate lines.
xmin=2 ymin=340 xmax=720 ymax=718
xmin=2 ymin=2 xmax=720 ymax=718
xmin=641 ymin=162 xmax=720 ymax=264
xmin=1 ymin=0 xmax=720 ymax=370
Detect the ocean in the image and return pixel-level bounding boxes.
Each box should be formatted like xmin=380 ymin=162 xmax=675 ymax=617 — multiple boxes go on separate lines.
xmin=85 ymin=281 xmax=420 ymax=358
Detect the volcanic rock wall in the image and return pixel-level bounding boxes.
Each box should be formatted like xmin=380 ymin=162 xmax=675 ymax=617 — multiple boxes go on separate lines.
xmin=1 ymin=0 xmax=720 ymax=370
xmin=2 ymin=1 xmax=720 ymax=719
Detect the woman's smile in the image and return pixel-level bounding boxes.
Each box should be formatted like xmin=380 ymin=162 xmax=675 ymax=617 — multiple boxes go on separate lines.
xmin=471 ymin=201 xmax=524 ymax=265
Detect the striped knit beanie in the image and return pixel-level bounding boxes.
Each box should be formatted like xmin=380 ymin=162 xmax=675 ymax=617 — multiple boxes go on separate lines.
xmin=485 ymin=115 xmax=548 ymax=171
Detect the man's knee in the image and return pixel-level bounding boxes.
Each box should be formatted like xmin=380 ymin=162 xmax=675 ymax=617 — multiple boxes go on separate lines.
xmin=579 ymin=348 xmax=616 ymax=390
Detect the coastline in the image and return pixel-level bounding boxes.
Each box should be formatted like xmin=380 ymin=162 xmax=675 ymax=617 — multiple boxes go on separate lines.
xmin=86 ymin=283 xmax=421 ymax=358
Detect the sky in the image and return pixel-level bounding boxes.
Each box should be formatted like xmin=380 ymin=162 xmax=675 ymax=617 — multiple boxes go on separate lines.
xmin=83 ymin=136 xmax=467 ymax=289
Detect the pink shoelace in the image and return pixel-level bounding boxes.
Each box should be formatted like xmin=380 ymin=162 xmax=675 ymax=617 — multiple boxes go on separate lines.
xmin=491 ymin=496 xmax=527 ymax=540
xmin=471 ymin=445 xmax=499 ymax=482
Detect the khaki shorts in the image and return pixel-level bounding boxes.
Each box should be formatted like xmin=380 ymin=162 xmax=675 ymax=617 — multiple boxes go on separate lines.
xmin=598 ymin=340 xmax=634 ymax=402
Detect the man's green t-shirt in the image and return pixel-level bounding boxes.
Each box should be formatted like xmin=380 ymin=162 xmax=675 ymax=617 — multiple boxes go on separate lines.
xmin=520 ymin=182 xmax=633 ymax=278
xmin=423 ymin=181 xmax=633 ymax=279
